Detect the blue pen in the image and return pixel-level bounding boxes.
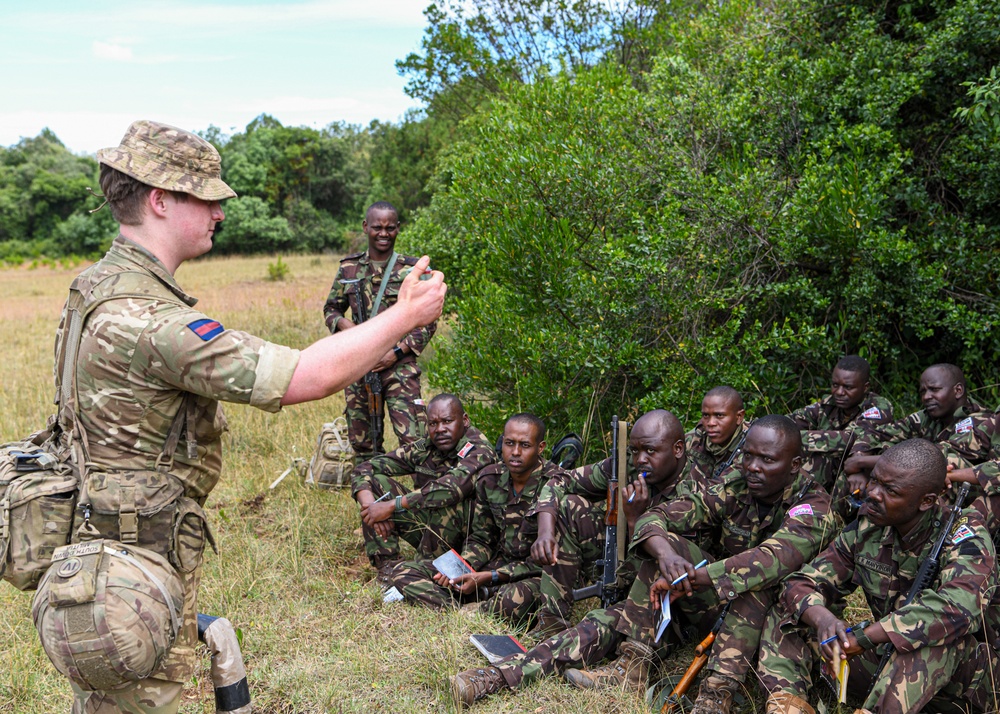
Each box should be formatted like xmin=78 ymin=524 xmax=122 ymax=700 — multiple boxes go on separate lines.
xmin=627 ymin=472 xmax=650 ymax=503
xmin=819 ymin=620 xmax=870 ymax=646
xmin=670 ymin=558 xmax=709 ymax=586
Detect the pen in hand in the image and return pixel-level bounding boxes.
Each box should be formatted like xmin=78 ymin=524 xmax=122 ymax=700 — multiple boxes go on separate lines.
xmin=819 ymin=620 xmax=870 ymax=646
xmin=670 ymin=558 xmax=709 ymax=586
xmin=627 ymin=472 xmax=649 ymax=503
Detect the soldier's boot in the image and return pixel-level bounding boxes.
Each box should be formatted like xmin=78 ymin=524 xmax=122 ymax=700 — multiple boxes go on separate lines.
xmin=563 ymin=639 xmax=654 ymax=691
xmin=766 ymin=692 xmax=816 ymax=714
xmin=450 ymin=666 xmax=506 ymax=708
xmin=689 ymin=673 xmax=741 ymax=714
xmin=525 ymin=614 xmax=570 ymax=641
xmin=374 ymin=559 xmax=402 ymax=589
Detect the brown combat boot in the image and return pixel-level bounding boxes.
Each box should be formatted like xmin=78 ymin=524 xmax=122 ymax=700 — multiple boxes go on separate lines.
xmin=766 ymin=691 xmax=816 ymax=714
xmin=374 ymin=559 xmax=402 ymax=589
xmin=450 ymin=666 xmax=506 ymax=708
xmin=563 ymin=639 xmax=654 ymax=690
xmin=689 ymin=673 xmax=741 ymax=714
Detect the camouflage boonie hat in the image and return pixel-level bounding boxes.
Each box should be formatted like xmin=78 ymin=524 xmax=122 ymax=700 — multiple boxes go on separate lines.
xmin=97 ymin=120 xmax=236 ymax=201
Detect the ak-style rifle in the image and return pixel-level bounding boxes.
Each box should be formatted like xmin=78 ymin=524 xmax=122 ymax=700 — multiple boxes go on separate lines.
xmin=572 ymin=416 xmax=629 ymax=608
xmin=869 ymin=482 xmax=971 ymax=686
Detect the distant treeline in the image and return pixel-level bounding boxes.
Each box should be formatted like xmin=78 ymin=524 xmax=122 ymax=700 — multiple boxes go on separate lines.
xmin=0 ymin=112 xmax=451 ymax=263
xmin=3 ymin=0 xmax=999 ymax=447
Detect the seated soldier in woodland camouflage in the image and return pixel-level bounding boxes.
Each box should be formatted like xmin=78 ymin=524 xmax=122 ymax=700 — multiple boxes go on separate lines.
xmin=788 ymin=355 xmax=894 ymax=500
xmin=687 ymin=386 xmax=749 ymax=480
xmin=527 ymin=409 xmax=715 ymax=638
xmin=450 ymin=416 xmax=839 ymax=711
xmin=352 ymin=393 xmax=497 ymax=582
xmin=391 ymin=413 xmax=566 ymax=625
xmin=758 ymin=438 xmax=999 ymax=714
xmin=843 ymin=364 xmax=996 ymax=524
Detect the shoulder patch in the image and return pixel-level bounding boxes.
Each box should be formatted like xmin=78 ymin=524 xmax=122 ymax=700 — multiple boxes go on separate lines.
xmin=458 ymin=442 xmax=474 ymax=458
xmin=187 ymin=318 xmax=224 ymax=341
xmin=955 ymin=417 xmax=974 ymax=434
xmin=860 ymin=407 xmax=882 ymax=419
xmin=788 ymin=503 xmax=814 ymax=518
xmin=950 ymin=524 xmax=976 ymax=545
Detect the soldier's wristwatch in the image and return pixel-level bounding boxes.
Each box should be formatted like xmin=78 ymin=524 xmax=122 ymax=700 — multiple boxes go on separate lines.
xmin=393 ymin=346 xmax=404 ymax=361
xmin=853 ymin=628 xmax=876 ymax=650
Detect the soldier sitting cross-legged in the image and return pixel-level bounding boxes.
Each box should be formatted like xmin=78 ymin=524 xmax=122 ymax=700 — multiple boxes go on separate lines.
xmin=757 ymin=438 xmax=1000 ymax=714
xmin=390 ymin=413 xmax=564 ymax=625
xmin=352 ymin=393 xmax=497 ymax=583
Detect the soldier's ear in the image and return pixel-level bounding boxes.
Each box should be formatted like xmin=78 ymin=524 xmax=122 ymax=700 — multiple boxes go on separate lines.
xmin=790 ymin=455 xmax=802 ymax=475
xmin=954 ymin=381 xmax=966 ymax=400
xmin=735 ymin=409 xmax=745 ymax=425
xmin=917 ymin=490 xmax=938 ymax=513
xmin=673 ymin=438 xmax=685 ymax=458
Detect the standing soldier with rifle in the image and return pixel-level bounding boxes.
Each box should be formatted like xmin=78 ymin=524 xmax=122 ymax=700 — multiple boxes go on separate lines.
xmin=758 ymin=438 xmax=1000 ymax=714
xmin=323 ymin=201 xmax=436 ymax=463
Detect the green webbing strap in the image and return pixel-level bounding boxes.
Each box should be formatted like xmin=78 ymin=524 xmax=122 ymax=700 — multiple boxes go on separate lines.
xmin=370 ymin=251 xmax=399 ymax=319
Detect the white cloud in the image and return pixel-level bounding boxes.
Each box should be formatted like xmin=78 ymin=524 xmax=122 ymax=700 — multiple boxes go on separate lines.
xmin=92 ymin=41 xmax=134 ymax=62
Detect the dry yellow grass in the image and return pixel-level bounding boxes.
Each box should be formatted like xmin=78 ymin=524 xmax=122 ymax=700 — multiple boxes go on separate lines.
xmin=0 ymin=253 xmax=657 ymax=714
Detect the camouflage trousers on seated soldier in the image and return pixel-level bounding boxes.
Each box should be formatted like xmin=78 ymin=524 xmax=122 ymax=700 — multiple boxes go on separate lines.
xmin=362 ymin=473 xmax=471 ymax=567
xmin=345 ymin=360 xmax=425 ymax=462
xmin=757 ymin=608 xmax=999 ymax=714
xmin=622 ymin=534 xmax=771 ymax=681
xmin=495 ymin=604 xmax=626 ymax=689
xmin=70 ymin=565 xmax=202 ymax=714
xmin=535 ymin=493 xmax=606 ymax=624
xmin=393 ymin=560 xmax=542 ymax=624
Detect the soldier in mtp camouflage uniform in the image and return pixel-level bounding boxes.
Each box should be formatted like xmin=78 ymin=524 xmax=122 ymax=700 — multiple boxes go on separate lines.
xmin=758 ymin=439 xmax=1000 ymax=714
xmin=686 ymin=386 xmax=748 ymax=481
xmin=391 ymin=414 xmax=564 ymax=624
xmin=353 ymin=394 xmax=497 ymax=578
xmin=450 ymin=415 xmax=837 ymax=710
xmin=843 ymin=364 xmax=990 ymax=514
xmin=323 ymin=201 xmax=436 ymax=462
xmin=528 ymin=410 xmax=713 ymax=637
xmin=51 ymin=120 xmax=445 ymax=713
xmin=789 ymin=355 xmax=894 ymax=496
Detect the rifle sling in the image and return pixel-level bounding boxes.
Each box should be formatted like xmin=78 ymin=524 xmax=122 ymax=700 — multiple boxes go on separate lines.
xmin=616 ymin=418 xmax=628 ymax=564
xmin=370 ymin=251 xmax=399 ymax=319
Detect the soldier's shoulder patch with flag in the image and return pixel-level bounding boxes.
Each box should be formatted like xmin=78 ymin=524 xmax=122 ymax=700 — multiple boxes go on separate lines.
xmin=458 ymin=442 xmax=474 ymax=458
xmin=955 ymin=417 xmax=974 ymax=434
xmin=950 ymin=524 xmax=975 ymax=545
xmin=788 ymin=503 xmax=814 ymax=518
xmin=187 ymin=318 xmax=224 ymax=341
xmin=861 ymin=407 xmax=882 ymax=419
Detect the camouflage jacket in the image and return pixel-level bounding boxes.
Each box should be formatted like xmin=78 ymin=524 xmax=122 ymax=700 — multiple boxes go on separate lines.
xmin=350 ymin=426 xmax=497 ymax=509
xmin=944 ymin=409 xmax=1000 ymax=497
xmin=782 ymin=507 xmax=1000 ymax=653
xmin=322 ymin=250 xmax=436 ymax=360
xmin=532 ymin=456 xmax=636 ymax=515
xmin=60 ymin=236 xmax=298 ymax=498
xmin=462 ymin=460 xmax=566 ymax=580
xmin=686 ymin=423 xmax=749 ymax=481
xmin=632 ymin=468 xmax=839 ymax=604
xmin=790 ymin=392 xmax=895 ymax=456
xmin=850 ymin=399 xmax=988 ymax=458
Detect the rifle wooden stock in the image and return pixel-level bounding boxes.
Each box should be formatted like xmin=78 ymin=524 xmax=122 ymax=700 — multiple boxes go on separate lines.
xmin=660 ymin=603 xmax=731 ymax=713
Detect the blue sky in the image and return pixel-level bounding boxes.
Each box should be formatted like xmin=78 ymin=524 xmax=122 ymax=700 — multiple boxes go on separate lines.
xmin=0 ymin=0 xmax=429 ymax=155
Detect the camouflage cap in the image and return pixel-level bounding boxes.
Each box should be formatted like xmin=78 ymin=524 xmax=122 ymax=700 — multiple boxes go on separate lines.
xmin=97 ymin=120 xmax=236 ymax=201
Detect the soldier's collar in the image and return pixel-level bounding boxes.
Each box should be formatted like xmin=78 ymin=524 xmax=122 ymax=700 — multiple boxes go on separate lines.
xmin=895 ymin=506 xmax=940 ymax=554
xmin=109 ymin=235 xmax=197 ymax=306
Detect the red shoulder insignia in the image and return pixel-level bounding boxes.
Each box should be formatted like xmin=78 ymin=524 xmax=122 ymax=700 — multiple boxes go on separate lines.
xmin=458 ymin=442 xmax=474 ymax=458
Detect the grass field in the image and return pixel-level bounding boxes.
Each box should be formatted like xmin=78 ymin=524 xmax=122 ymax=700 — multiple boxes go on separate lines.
xmin=0 ymin=252 xmax=685 ymax=714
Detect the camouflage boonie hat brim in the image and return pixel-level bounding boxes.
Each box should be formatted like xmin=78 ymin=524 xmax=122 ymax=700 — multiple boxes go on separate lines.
xmin=97 ymin=120 xmax=236 ymax=201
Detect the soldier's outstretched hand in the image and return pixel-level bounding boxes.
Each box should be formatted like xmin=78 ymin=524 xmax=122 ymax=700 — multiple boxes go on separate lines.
xmin=397 ymin=255 xmax=446 ymax=327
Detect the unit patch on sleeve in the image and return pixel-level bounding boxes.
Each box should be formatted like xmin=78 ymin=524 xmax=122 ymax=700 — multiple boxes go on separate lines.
xmin=458 ymin=442 xmax=474 ymax=458
xmin=861 ymin=407 xmax=883 ymax=419
xmin=955 ymin=417 xmax=974 ymax=435
xmin=950 ymin=524 xmax=976 ymax=545
xmin=788 ymin=503 xmax=814 ymax=518
xmin=187 ymin=318 xmax=225 ymax=341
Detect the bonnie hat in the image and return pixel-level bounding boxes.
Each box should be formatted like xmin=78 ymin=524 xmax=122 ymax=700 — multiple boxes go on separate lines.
xmin=96 ymin=120 xmax=236 ymax=201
